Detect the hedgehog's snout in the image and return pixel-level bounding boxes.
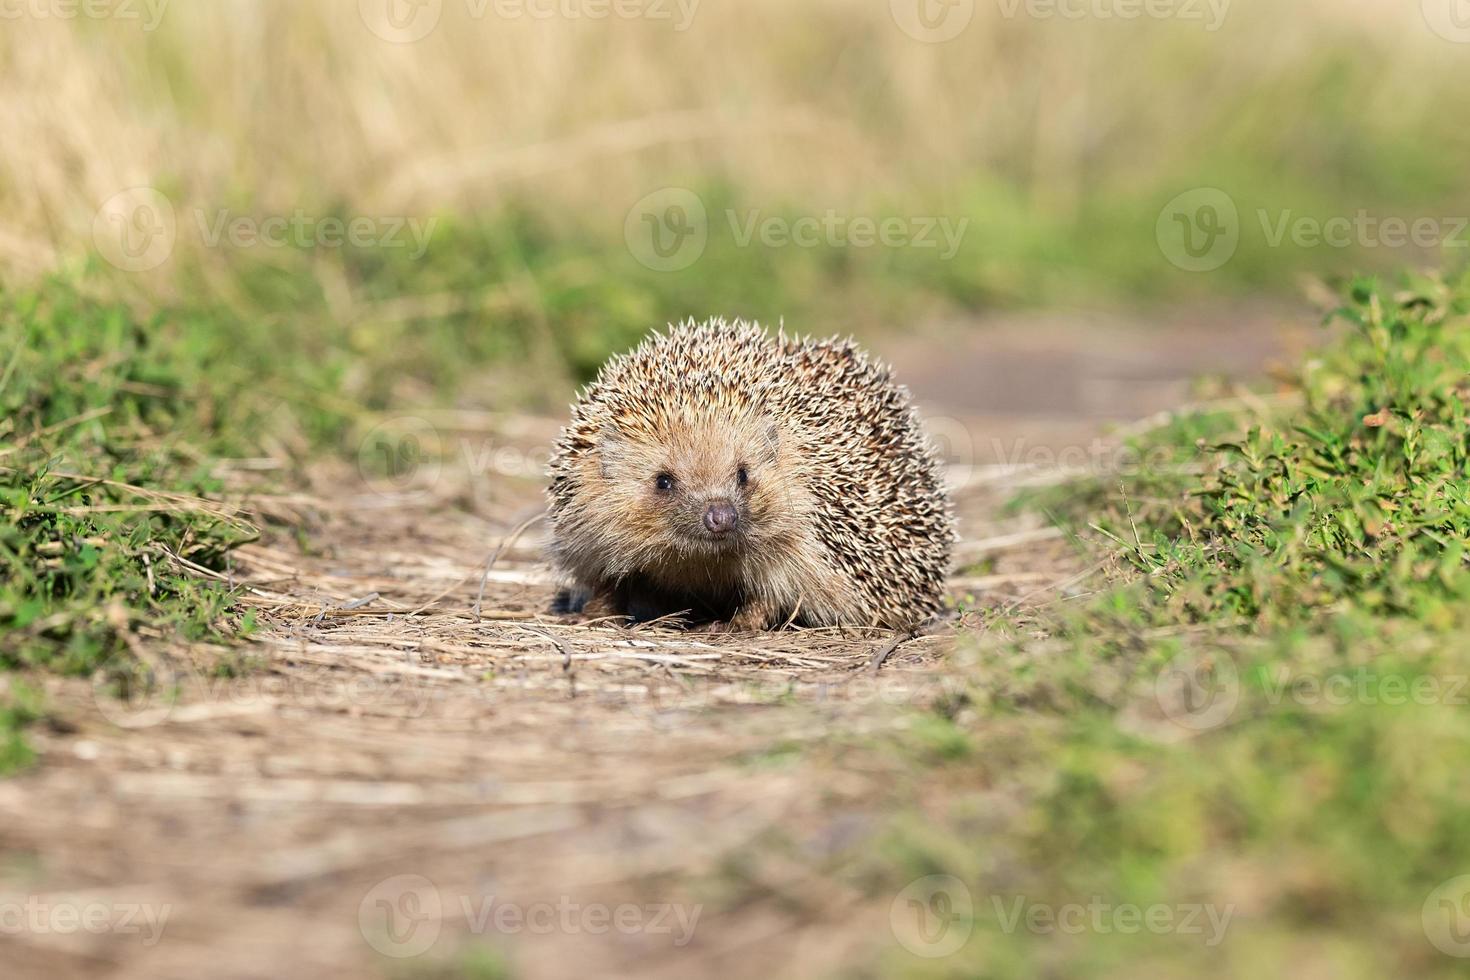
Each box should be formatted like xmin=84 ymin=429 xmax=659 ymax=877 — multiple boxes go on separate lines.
xmin=702 ymin=500 xmax=739 ymax=537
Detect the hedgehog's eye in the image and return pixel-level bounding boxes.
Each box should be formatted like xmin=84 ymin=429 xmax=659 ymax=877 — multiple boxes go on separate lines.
xmin=654 ymin=472 xmax=676 ymax=492
xmin=736 ymin=465 xmax=749 ymax=486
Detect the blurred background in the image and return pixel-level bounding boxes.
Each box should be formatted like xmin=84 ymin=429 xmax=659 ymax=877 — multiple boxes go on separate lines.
xmin=5 ymin=0 xmax=1469 ymax=416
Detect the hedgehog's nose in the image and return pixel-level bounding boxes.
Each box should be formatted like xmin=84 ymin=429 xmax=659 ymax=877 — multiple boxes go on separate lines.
xmin=703 ymin=500 xmax=739 ymax=536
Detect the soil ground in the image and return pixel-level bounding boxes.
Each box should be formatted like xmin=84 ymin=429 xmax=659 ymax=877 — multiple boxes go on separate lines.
xmin=0 ymin=305 xmax=1313 ymax=979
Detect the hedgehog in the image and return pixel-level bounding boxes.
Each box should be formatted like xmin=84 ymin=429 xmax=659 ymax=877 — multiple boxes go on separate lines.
xmin=546 ymin=317 xmax=955 ymax=631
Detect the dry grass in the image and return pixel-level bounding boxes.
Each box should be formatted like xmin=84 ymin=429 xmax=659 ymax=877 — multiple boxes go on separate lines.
xmin=2 ymin=0 xmax=1463 ymax=301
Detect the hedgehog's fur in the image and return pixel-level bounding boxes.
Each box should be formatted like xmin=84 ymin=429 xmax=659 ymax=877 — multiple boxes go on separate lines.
xmin=546 ymin=317 xmax=955 ymax=630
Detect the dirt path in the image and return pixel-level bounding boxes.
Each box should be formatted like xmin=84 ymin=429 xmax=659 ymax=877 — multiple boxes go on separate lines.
xmin=0 ymin=306 xmax=1310 ymax=979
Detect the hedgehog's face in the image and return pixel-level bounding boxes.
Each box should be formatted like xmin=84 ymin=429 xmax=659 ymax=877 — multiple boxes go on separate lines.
xmin=594 ymin=413 xmax=792 ymax=563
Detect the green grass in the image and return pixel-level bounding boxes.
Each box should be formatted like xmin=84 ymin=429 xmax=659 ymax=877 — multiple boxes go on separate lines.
xmin=1074 ymin=271 xmax=1470 ymax=625
xmin=1 ymin=287 xmax=263 ymax=665
xmin=0 ymin=285 xmax=272 ymax=768
xmin=823 ymin=271 xmax=1470 ymax=977
xmin=388 ymin=946 xmax=514 ymax=980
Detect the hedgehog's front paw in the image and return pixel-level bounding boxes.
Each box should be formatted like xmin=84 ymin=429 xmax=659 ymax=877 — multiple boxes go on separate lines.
xmin=698 ymin=618 xmax=757 ymax=635
xmin=698 ymin=619 xmax=737 ymax=634
xmin=720 ymin=599 xmax=778 ymax=633
xmin=577 ymin=585 xmax=628 ymax=625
